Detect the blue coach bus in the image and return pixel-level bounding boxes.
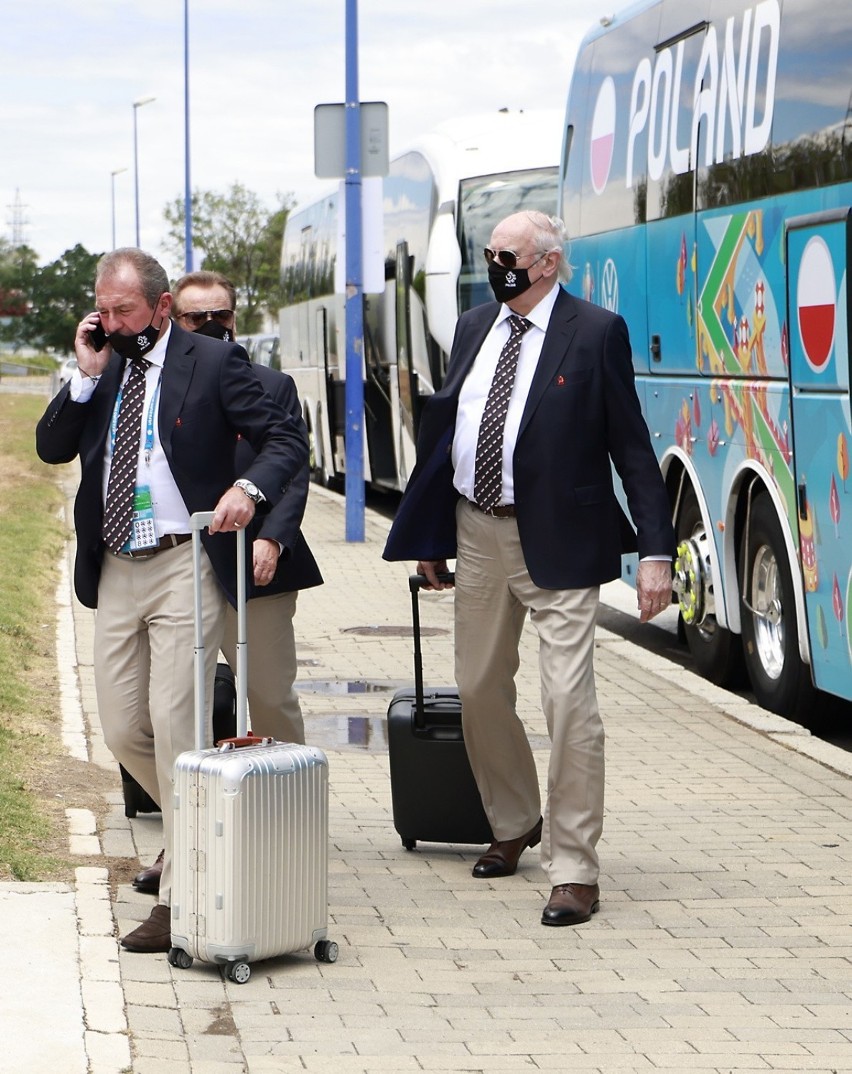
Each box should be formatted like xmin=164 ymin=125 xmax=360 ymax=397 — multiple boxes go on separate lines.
xmin=560 ymin=0 xmax=851 ymax=719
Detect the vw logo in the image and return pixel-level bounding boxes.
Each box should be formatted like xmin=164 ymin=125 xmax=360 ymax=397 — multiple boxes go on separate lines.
xmin=601 ymin=259 xmax=619 ymax=313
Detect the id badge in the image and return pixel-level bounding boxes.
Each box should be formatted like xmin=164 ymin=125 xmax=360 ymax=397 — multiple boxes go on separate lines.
xmin=127 ymin=486 xmax=158 ymax=552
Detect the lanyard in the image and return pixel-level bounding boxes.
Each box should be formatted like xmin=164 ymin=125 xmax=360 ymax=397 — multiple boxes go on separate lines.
xmin=109 ymin=368 xmax=162 ymax=464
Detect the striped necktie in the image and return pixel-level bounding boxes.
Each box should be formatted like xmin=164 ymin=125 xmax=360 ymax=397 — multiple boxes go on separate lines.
xmin=473 ymin=315 xmax=532 ymax=511
xmin=103 ymin=357 xmax=150 ymax=554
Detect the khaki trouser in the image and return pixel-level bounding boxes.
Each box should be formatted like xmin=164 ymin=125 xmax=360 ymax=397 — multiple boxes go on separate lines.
xmin=93 ymin=542 xmax=225 ymax=906
xmin=454 ymin=500 xmax=604 ymax=886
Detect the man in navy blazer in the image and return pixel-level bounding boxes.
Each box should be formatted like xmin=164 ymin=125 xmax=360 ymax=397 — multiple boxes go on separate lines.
xmin=384 ymin=212 xmax=675 ymax=927
xmin=36 ymin=248 xmax=308 ymax=953
xmin=172 ymin=270 xmax=322 ymax=744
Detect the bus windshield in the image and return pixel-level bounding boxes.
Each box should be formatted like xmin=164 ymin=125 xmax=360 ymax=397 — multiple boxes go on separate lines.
xmin=457 ymin=166 xmax=558 ymax=313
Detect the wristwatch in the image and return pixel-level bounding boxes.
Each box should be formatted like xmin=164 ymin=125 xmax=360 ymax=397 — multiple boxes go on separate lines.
xmin=233 ymin=478 xmax=264 ymax=504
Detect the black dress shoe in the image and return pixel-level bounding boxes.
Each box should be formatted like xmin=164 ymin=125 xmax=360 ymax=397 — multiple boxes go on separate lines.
xmin=133 ymin=849 xmax=164 ymax=894
xmin=120 ymin=904 xmax=172 ymax=953
xmin=472 ymin=816 xmax=543 ymax=878
xmin=541 ymin=883 xmax=600 ymax=926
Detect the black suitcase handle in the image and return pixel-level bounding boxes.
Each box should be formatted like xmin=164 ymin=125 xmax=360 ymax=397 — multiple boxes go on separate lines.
xmin=408 ymin=572 xmax=455 ymax=729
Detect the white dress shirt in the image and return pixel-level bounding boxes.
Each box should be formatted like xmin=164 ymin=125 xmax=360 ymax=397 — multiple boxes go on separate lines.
xmin=452 ymin=283 xmax=560 ymax=505
xmin=71 ymin=322 xmax=192 ymax=536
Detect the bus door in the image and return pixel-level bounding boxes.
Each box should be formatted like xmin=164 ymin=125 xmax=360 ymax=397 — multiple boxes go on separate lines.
xmin=786 ymin=208 xmax=852 ymax=700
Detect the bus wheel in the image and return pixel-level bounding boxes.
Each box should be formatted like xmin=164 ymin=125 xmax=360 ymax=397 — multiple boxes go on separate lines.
xmin=740 ymin=494 xmax=813 ymax=717
xmin=674 ymin=488 xmax=745 ymax=686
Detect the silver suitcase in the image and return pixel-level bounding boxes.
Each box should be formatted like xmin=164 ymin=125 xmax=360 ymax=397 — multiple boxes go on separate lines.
xmin=168 ymin=512 xmax=338 ymax=983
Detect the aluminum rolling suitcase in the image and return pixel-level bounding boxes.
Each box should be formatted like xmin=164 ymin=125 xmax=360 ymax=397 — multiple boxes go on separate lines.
xmin=168 ymin=513 xmax=337 ymax=982
xmin=387 ymin=573 xmax=493 ymax=850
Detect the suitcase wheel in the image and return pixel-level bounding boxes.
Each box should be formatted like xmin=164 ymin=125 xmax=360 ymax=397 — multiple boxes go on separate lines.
xmin=315 ymin=939 xmax=339 ymax=964
xmin=223 ymin=960 xmax=251 ymax=984
xmin=402 ymin=838 xmax=416 ymax=851
xmin=167 ymin=947 xmax=193 ymax=970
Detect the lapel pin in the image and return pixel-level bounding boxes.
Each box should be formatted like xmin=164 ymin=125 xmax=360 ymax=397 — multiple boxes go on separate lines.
xmin=556 ymin=374 xmax=565 ymax=386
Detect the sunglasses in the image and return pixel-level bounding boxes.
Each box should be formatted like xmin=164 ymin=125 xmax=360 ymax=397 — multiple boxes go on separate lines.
xmin=483 ymin=247 xmax=545 ymax=270
xmin=178 ymin=308 xmax=235 ymax=329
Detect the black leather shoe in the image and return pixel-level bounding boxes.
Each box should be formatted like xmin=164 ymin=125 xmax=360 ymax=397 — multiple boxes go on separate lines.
xmin=120 ymin=904 xmax=171 ymax=953
xmin=133 ymin=849 xmax=164 ymax=895
xmin=472 ymin=817 xmax=543 ymax=878
xmin=541 ymin=883 xmax=600 ymax=926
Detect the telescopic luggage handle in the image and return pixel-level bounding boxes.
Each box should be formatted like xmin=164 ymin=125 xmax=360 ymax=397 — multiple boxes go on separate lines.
xmin=191 ymin=512 xmax=248 ymax=749
xmin=408 ymin=572 xmax=454 ymax=728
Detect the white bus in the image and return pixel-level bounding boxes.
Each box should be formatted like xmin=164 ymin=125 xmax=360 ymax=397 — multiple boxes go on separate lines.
xmin=279 ymin=110 xmax=562 ymax=491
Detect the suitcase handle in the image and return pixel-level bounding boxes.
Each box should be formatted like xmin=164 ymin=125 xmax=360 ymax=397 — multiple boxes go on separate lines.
xmin=408 ymin=572 xmax=455 ymax=730
xmin=216 ymin=733 xmax=274 ymax=751
xmin=191 ymin=511 xmax=248 ymax=748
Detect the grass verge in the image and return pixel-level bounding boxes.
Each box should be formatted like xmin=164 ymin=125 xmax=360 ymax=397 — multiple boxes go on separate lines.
xmin=0 ymin=392 xmax=73 ymax=880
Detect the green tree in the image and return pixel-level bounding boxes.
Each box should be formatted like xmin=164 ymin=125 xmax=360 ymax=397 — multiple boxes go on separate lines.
xmin=164 ymin=183 xmax=293 ymax=333
xmin=0 ymin=240 xmax=39 ymax=349
xmin=23 ymin=245 xmax=101 ymax=354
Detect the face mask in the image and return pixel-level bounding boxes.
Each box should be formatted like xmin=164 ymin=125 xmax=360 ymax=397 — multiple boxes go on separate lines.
xmin=487 ymin=262 xmax=534 ymax=304
xmin=193 ymin=319 xmax=234 ymax=343
xmin=108 ymin=301 xmax=164 ymax=360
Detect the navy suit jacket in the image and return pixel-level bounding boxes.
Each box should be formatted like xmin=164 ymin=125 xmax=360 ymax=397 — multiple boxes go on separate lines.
xmin=384 ymin=288 xmax=675 ymax=589
xmin=241 ymin=363 xmax=322 ymax=597
xmin=36 ymin=323 xmax=309 ymax=609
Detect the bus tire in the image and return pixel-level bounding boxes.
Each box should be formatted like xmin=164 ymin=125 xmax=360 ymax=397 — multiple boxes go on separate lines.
xmin=676 ymin=487 xmax=746 ymax=687
xmin=739 ymin=493 xmax=814 ymax=717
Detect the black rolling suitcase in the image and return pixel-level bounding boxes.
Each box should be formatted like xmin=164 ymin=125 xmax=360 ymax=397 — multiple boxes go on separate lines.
xmin=387 ymin=573 xmax=493 ymax=850
xmin=119 ymin=661 xmax=237 ymax=817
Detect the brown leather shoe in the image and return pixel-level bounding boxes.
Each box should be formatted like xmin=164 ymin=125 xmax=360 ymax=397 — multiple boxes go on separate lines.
xmin=120 ymin=904 xmax=172 ymax=953
xmin=541 ymin=883 xmax=600 ymax=926
xmin=133 ymin=849 xmax=164 ymax=895
xmin=472 ymin=816 xmax=543 ymax=878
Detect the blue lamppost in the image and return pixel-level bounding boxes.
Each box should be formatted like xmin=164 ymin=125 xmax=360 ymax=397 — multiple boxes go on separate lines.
xmin=183 ymin=0 xmax=193 ymax=272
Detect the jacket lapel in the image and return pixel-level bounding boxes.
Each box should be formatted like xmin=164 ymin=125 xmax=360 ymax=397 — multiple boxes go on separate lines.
xmin=518 ymin=288 xmax=578 ymax=438
xmin=158 ymin=323 xmax=196 ymax=461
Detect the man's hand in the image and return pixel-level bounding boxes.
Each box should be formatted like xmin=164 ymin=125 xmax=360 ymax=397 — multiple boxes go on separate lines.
xmin=252 ymin=538 xmax=280 ymax=587
xmin=74 ymin=314 xmax=111 ymax=379
xmin=417 ymin=559 xmax=453 ymax=590
xmin=636 ymin=559 xmax=673 ymax=623
xmin=209 ymin=486 xmax=256 ymax=534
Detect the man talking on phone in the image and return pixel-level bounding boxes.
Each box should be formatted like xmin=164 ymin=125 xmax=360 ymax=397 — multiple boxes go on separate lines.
xmin=36 ymin=247 xmax=308 ymax=954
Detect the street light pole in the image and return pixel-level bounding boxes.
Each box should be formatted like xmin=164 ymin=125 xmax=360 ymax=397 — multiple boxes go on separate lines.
xmin=183 ymin=0 xmax=193 ymax=272
xmin=132 ymin=95 xmax=156 ymax=247
xmin=110 ymin=167 xmax=128 ymax=250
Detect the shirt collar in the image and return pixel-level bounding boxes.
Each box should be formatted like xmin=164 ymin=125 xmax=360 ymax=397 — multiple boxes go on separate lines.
xmin=144 ymin=319 xmax=171 ymax=368
xmin=497 ymin=282 xmax=560 ymax=334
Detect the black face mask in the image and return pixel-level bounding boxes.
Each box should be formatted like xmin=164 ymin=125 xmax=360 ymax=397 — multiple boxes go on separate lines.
xmin=108 ymin=303 xmax=164 ymax=360
xmin=487 ymin=262 xmax=534 ymax=304
xmin=193 ymin=319 xmax=234 ymax=343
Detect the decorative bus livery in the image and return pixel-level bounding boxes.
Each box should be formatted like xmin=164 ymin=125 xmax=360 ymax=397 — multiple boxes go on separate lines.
xmin=279 ymin=110 xmax=561 ymax=493
xmin=560 ymin=0 xmax=850 ymax=718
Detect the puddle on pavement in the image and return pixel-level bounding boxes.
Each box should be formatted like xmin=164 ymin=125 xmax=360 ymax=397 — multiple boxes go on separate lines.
xmin=304 ymin=714 xmax=389 ymax=751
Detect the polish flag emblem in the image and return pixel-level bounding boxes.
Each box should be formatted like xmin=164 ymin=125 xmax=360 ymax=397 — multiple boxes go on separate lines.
xmin=590 ymin=77 xmax=616 ymax=195
xmin=797 ymin=236 xmax=836 ymax=372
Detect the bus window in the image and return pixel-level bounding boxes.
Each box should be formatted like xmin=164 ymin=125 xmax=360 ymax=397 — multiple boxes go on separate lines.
xmin=769 ymin=0 xmax=851 ymax=196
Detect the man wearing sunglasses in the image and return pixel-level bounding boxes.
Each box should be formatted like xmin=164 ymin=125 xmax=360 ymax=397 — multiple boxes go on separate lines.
xmin=385 ymin=211 xmax=675 ymax=928
xmin=126 ymin=271 xmax=324 ymax=901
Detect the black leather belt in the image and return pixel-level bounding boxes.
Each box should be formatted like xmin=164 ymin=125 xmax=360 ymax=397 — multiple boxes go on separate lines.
xmin=111 ymin=533 xmax=192 ymax=560
xmin=468 ymin=500 xmax=516 ymax=518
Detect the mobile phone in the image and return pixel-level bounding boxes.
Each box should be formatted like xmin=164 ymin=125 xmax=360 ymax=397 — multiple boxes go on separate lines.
xmin=88 ymin=319 xmax=108 ymax=351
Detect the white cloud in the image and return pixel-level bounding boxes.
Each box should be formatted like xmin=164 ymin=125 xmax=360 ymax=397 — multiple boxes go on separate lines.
xmin=1 ymin=0 xmax=627 ymax=266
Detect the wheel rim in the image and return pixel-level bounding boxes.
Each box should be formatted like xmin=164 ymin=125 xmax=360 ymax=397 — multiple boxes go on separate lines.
xmin=673 ymin=526 xmax=717 ymax=637
xmin=750 ymin=542 xmax=785 ymax=680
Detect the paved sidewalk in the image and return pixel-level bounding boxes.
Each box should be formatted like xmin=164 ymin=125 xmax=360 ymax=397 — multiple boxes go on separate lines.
xmin=5 ymin=479 xmax=852 ymax=1073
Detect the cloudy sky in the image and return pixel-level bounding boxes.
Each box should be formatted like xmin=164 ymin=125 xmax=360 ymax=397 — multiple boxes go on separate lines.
xmin=2 ymin=0 xmax=630 ymax=272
